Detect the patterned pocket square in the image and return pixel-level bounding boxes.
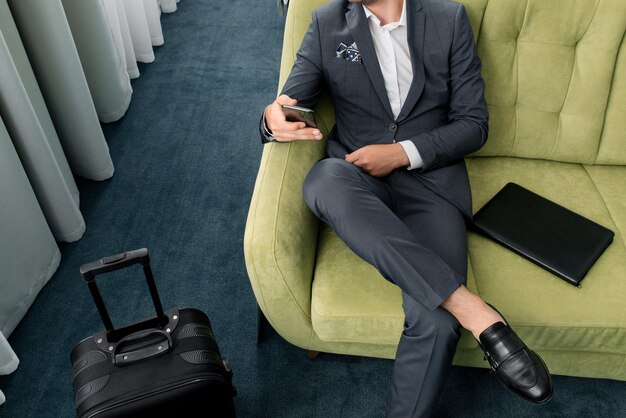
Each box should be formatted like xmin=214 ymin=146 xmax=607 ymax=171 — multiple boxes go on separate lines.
xmin=336 ymin=42 xmax=362 ymax=63
xmin=336 ymin=42 xmax=348 ymax=59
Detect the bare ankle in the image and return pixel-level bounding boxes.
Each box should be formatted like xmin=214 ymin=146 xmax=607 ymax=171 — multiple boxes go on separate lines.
xmin=440 ymin=286 xmax=504 ymax=338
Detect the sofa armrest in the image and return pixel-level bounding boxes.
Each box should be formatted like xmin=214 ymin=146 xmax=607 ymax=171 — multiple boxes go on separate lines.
xmin=244 ymin=106 xmax=331 ymax=348
xmin=245 ymin=0 xmax=334 ymax=348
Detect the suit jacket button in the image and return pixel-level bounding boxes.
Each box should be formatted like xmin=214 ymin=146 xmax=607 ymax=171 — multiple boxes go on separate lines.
xmin=389 ymin=123 xmax=397 ymax=131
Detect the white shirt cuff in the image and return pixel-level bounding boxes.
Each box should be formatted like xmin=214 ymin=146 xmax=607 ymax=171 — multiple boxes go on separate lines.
xmin=262 ymin=106 xmax=272 ymax=136
xmin=398 ymin=140 xmax=424 ymax=170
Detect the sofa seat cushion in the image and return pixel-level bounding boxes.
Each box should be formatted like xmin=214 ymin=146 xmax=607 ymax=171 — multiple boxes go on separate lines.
xmin=311 ymin=224 xmax=404 ymax=347
xmin=465 ymin=157 xmax=626 ymax=354
xmin=311 ymin=156 xmax=626 ymax=357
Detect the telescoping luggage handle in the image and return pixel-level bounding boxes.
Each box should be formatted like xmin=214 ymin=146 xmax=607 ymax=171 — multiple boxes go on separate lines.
xmin=80 ymin=248 xmax=171 ymax=343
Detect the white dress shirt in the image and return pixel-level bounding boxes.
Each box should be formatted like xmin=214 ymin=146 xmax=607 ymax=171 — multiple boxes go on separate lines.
xmin=363 ymin=2 xmax=424 ymax=170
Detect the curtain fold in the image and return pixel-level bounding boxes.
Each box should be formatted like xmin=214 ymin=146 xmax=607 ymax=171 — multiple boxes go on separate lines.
xmin=0 ymin=0 xmax=78 ymax=207
xmin=102 ymin=0 xmax=167 ymax=79
xmin=7 ymin=0 xmax=114 ymax=180
xmin=62 ymin=0 xmax=134 ymax=123
xmin=0 ymin=116 xmax=62 ymax=339
xmin=0 ymin=28 xmax=85 ymax=242
xmin=144 ymin=0 xmax=164 ymax=46
xmin=123 ymin=0 xmax=155 ymax=63
xmin=112 ymin=0 xmax=141 ymax=79
xmin=160 ymin=0 xmax=178 ymax=14
xmin=0 ymin=330 xmax=19 ymax=406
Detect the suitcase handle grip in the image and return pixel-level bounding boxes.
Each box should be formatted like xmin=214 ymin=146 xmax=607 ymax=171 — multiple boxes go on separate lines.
xmin=112 ymin=328 xmax=173 ymax=366
xmin=79 ymin=248 xmax=169 ymax=342
xmin=80 ymin=248 xmax=150 ymax=281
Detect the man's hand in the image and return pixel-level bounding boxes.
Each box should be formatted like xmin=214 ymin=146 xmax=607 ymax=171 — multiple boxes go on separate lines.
xmin=345 ymin=144 xmax=410 ymax=177
xmin=265 ymin=95 xmax=323 ymax=142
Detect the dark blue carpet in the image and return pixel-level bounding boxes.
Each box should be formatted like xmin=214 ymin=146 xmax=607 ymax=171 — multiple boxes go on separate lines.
xmin=1 ymin=1 xmax=626 ymax=417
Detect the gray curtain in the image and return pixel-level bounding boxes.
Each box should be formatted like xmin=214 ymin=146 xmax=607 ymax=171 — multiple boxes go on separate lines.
xmin=0 ymin=329 xmax=19 ymax=405
xmin=0 ymin=4 xmax=85 ymax=241
xmin=0 ymin=0 xmax=179 ymax=395
xmin=7 ymin=0 xmax=117 ymax=180
xmin=0 ymin=116 xmax=61 ymax=339
xmin=62 ymin=0 xmax=134 ymax=123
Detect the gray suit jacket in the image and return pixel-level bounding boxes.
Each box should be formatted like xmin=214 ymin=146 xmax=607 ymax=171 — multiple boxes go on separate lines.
xmin=275 ymin=0 xmax=488 ymax=220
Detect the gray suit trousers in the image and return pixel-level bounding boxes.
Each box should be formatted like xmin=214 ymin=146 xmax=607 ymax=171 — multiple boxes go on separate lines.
xmin=303 ymin=158 xmax=468 ymax=418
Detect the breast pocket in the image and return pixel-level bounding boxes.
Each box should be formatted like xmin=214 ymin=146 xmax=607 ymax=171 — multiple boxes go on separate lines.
xmin=326 ymin=58 xmax=371 ymax=106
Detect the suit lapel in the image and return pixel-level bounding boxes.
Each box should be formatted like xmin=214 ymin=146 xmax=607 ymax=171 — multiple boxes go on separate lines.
xmin=345 ymin=3 xmax=394 ymax=120
xmin=397 ymin=0 xmax=426 ymax=122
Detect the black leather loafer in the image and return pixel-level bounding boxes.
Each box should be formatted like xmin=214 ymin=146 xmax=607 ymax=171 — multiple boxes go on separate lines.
xmin=477 ymin=307 xmax=554 ymax=404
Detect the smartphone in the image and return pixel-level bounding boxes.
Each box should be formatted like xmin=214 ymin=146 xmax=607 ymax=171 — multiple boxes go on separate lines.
xmin=282 ymin=104 xmax=317 ymax=128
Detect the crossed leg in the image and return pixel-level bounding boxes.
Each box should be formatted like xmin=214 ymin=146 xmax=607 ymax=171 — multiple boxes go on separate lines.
xmin=302 ymin=158 xmax=465 ymax=311
xmin=302 ymin=158 xmax=469 ymax=417
xmin=384 ymin=169 xmax=469 ymax=418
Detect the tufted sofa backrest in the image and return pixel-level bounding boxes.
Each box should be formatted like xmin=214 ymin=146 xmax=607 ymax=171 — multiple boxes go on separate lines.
xmin=279 ymin=0 xmax=626 ymax=165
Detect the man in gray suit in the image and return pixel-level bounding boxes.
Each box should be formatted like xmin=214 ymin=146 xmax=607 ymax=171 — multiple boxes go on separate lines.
xmin=260 ymin=0 xmax=553 ymax=416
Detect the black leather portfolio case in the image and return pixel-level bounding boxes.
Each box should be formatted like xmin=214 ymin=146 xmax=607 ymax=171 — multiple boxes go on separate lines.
xmin=470 ymin=182 xmax=614 ymax=287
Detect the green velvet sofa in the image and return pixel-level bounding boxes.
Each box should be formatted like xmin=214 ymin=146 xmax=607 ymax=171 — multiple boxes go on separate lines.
xmin=244 ymin=0 xmax=626 ymax=381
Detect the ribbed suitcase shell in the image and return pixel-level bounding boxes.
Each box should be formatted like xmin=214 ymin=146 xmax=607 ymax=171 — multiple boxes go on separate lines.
xmin=71 ymin=308 xmax=236 ymax=418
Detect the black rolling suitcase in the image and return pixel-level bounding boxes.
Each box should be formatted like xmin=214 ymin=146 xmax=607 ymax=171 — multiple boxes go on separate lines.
xmin=70 ymin=248 xmax=236 ymax=417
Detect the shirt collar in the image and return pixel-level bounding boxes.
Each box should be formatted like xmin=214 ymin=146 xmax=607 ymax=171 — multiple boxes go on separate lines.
xmin=363 ymin=0 xmax=407 ymax=31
